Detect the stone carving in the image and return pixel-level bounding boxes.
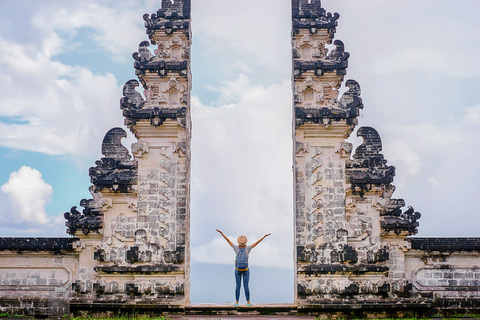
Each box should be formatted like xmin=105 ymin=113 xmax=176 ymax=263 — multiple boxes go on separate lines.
xmin=155 ymin=35 xmax=189 ymax=60
xmin=294 ymin=77 xmax=362 ymax=127
xmin=292 ymin=0 xmax=340 ymax=36
xmin=382 ymin=205 xmax=421 ymax=236
xmin=339 ymin=79 xmax=363 ymax=110
xmin=133 ymin=41 xmax=154 ymax=62
xmin=101 ymin=127 xmax=130 ymax=160
xmin=120 ymin=79 xmax=144 ymax=110
xmin=121 ymin=78 xmax=187 ymax=128
xmin=345 ymin=126 xmax=421 ymax=235
xmin=293 ymin=35 xmax=327 ymax=60
xmin=327 ymin=40 xmax=349 ymax=63
xmin=64 ymin=206 xmax=102 ymax=235
xmin=158 ymin=75 xmax=186 ymax=105
xmin=89 ymin=127 xmax=137 ymax=193
xmin=143 ymin=0 xmax=191 ymax=40
xmin=346 ymin=127 xmax=395 ymax=195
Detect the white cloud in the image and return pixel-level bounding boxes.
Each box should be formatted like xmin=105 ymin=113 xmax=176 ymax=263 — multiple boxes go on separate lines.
xmin=191 ymin=75 xmax=293 ymax=266
xmin=0 ymin=166 xmax=52 ymax=225
xmin=0 ymin=37 xmax=125 ymax=159
xmin=383 ymin=140 xmax=422 ymax=176
xmin=192 ymin=0 xmax=291 ymax=71
xmin=0 ymin=1 xmax=164 ymax=162
xmin=30 ymin=0 xmax=159 ymax=62
xmin=374 ymin=48 xmax=448 ymax=75
xmin=463 ymin=105 xmax=480 ymax=125
xmin=382 ymin=123 xmax=462 ymax=164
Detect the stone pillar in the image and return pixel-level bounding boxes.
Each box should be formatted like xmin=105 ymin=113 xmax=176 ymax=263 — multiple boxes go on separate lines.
xmin=292 ymin=1 xmax=422 ymax=306
xmin=292 ymin=0 xmax=364 ymax=303
xmin=121 ymin=0 xmax=192 ymax=305
xmin=65 ymin=1 xmax=192 ymax=307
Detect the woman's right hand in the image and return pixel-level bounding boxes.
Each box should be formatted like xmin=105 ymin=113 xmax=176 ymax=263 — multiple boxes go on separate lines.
xmin=216 ymin=229 xmax=223 ymax=234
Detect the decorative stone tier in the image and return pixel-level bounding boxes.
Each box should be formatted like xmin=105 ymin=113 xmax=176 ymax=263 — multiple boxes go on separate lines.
xmin=293 ymin=41 xmax=349 ymax=77
xmin=143 ymin=0 xmax=191 ymax=41
xmin=122 ymin=105 xmax=187 ymax=128
xmin=292 ymin=0 xmax=339 ymax=36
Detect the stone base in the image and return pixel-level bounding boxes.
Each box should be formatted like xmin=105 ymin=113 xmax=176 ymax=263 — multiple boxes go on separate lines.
xmin=2 ymin=299 xmax=480 ymax=318
xmin=70 ymin=302 xmax=185 ymax=318
xmin=0 ymin=297 xmax=69 ymax=318
xmin=186 ymin=304 xmax=298 ymax=316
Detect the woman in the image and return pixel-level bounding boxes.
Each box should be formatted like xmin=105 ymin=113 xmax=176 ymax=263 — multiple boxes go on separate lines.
xmin=216 ymin=229 xmax=271 ymax=306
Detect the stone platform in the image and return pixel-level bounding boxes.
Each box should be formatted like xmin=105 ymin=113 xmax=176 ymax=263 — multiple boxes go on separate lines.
xmin=184 ymin=304 xmax=299 ymax=317
xmin=68 ymin=302 xmax=453 ymax=319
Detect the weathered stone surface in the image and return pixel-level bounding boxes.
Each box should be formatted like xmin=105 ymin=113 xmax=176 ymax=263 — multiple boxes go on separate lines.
xmin=292 ymin=0 xmax=480 ymax=311
xmin=63 ymin=0 xmax=191 ymax=308
xmin=0 ymin=237 xmax=76 ymax=252
xmin=292 ymin=0 xmax=339 ymax=36
xmin=143 ymin=0 xmax=191 ymax=41
xmin=409 ymin=237 xmax=480 ymax=251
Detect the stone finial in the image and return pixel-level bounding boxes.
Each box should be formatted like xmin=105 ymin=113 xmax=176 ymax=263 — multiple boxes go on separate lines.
xmin=133 ymin=41 xmax=154 ymax=62
xmin=292 ymin=0 xmax=339 ymax=35
xmin=143 ymin=0 xmax=191 ymax=41
xmin=347 ymin=127 xmax=396 ymax=195
xmin=353 ymin=126 xmax=384 ymax=161
xmin=121 ymin=80 xmax=144 ymax=110
xmin=160 ymin=0 xmax=190 ymax=17
xmin=101 ymin=127 xmax=130 ymax=160
xmin=327 ymin=40 xmax=349 ymax=62
xmin=89 ymin=128 xmax=137 ymax=193
xmin=339 ymin=79 xmax=363 ymax=111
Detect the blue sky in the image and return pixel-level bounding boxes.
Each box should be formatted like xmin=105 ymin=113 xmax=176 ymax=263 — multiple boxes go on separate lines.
xmin=0 ymin=0 xmax=480 ymax=303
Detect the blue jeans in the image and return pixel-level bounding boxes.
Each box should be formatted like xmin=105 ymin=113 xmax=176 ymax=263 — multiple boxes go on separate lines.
xmin=235 ymin=268 xmax=250 ymax=302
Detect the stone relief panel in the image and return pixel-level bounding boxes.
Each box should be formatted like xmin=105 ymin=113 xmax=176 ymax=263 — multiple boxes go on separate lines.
xmin=414 ymin=267 xmax=480 ymax=289
xmin=292 ymin=34 xmax=327 ymax=60
xmin=155 ymin=34 xmax=189 ymax=60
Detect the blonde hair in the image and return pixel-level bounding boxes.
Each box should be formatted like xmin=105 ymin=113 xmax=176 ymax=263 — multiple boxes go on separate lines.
xmin=237 ymin=235 xmax=247 ymax=246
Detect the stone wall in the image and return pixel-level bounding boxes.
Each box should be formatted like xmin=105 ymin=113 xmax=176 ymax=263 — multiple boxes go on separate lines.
xmin=406 ymin=238 xmax=480 ymax=298
xmin=0 ymin=238 xmax=77 ymax=317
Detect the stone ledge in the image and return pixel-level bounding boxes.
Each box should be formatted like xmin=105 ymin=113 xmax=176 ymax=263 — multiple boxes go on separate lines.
xmin=0 ymin=237 xmax=77 ymax=253
xmin=298 ymin=264 xmax=389 ymax=275
xmin=94 ymin=264 xmax=181 ymax=274
xmin=409 ymin=237 xmax=480 ymax=252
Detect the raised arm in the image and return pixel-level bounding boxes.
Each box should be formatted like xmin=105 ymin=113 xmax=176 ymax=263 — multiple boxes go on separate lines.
xmin=251 ymin=233 xmax=271 ymax=248
xmin=216 ymin=229 xmax=234 ymax=247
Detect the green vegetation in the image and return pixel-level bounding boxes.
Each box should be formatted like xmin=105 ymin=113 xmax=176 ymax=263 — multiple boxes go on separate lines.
xmin=70 ymin=317 xmax=171 ymax=320
xmin=314 ymin=317 xmax=480 ymax=320
xmin=0 ymin=313 xmax=32 ymax=319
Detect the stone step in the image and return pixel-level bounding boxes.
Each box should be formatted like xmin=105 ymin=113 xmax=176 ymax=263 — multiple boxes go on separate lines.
xmin=185 ymin=303 xmax=299 ymax=316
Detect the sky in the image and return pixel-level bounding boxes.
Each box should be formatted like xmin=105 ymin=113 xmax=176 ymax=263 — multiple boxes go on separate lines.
xmin=0 ymin=0 xmax=479 ymax=303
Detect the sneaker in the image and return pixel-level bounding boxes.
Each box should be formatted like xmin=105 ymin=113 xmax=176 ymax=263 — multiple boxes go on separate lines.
xmin=234 ymin=303 xmax=239 ymax=307
xmin=247 ymin=303 xmax=253 ymax=306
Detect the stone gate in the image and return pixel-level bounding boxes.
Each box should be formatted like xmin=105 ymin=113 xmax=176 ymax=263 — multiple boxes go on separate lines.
xmin=0 ymin=0 xmax=479 ymax=318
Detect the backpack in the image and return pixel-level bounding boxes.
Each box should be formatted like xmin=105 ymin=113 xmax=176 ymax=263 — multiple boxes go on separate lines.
xmin=236 ymin=247 xmax=249 ymax=270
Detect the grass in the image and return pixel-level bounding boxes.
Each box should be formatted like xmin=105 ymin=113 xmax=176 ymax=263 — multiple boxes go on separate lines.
xmin=0 ymin=313 xmax=28 ymax=318
xmin=70 ymin=317 xmax=171 ymax=320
